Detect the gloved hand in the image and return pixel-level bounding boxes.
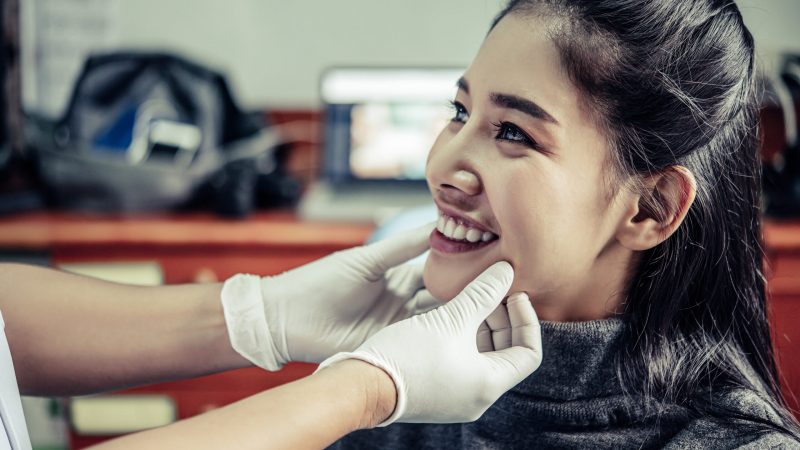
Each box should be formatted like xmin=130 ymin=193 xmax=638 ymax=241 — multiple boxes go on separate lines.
xmin=221 ymin=224 xmax=438 ymax=371
xmin=316 ymin=261 xmax=542 ymax=425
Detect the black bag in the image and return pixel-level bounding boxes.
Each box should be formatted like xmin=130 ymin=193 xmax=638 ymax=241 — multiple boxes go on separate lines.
xmin=30 ymin=52 xmax=281 ymax=214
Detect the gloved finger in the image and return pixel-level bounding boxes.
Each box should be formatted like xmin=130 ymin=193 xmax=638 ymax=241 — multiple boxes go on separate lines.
xmin=361 ymin=223 xmax=435 ymax=280
xmin=477 ymin=321 xmax=493 ymax=352
xmin=485 ymin=303 xmax=511 ymax=351
xmin=409 ymin=289 xmax=443 ymax=314
xmin=441 ymin=261 xmax=514 ymax=329
xmin=507 ymin=292 xmax=542 ymax=361
xmin=389 ymin=289 xmax=443 ymax=323
xmin=481 ymin=345 xmax=542 ymax=399
xmin=385 ymin=263 xmax=426 ymax=297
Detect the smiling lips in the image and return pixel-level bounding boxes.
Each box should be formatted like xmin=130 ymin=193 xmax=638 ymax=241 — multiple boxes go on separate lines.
xmin=430 ymin=211 xmax=499 ymax=253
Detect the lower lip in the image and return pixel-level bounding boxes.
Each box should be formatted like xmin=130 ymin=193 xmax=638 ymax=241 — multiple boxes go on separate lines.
xmin=429 ymin=229 xmax=499 ymax=254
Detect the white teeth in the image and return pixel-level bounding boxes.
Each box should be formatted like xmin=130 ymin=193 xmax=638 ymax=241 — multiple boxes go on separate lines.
xmin=453 ymin=224 xmax=467 ymax=240
xmin=465 ymin=228 xmax=482 ymax=243
xmin=443 ymin=218 xmax=456 ymax=237
xmin=436 ymin=211 xmax=499 ymax=244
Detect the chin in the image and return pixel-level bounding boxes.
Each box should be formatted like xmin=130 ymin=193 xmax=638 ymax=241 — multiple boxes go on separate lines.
xmin=423 ymin=253 xmax=494 ymax=302
xmin=424 ymin=253 xmax=537 ymax=305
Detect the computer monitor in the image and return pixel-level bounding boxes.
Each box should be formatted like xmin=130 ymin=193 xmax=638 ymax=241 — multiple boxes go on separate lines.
xmin=320 ymin=67 xmax=464 ymax=185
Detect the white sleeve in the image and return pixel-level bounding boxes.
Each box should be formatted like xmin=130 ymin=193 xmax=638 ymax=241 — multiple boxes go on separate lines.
xmin=0 ymin=311 xmax=32 ymax=450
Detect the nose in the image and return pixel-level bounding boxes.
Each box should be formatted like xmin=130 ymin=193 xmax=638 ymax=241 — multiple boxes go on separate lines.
xmin=427 ymin=132 xmax=482 ymax=199
xmin=445 ymin=169 xmax=481 ymax=196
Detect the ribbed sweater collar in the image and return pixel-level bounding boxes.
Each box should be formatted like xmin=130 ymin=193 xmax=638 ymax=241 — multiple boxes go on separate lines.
xmin=513 ymin=318 xmax=626 ymax=400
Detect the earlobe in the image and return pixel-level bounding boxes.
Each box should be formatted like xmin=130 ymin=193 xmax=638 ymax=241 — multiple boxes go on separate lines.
xmin=616 ymin=166 xmax=697 ymax=251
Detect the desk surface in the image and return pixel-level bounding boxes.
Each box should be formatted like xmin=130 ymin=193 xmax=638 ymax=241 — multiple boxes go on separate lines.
xmin=0 ymin=211 xmax=375 ymax=250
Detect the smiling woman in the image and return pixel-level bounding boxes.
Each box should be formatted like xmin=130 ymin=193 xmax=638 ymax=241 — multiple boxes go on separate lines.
xmin=332 ymin=0 xmax=800 ymax=448
xmin=422 ymin=14 xmax=629 ymax=322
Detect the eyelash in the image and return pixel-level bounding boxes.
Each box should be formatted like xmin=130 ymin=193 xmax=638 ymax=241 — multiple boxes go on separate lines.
xmin=447 ymin=100 xmax=540 ymax=151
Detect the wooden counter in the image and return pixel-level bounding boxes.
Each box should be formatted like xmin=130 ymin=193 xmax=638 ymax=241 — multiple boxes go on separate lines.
xmin=0 ymin=211 xmax=373 ymax=284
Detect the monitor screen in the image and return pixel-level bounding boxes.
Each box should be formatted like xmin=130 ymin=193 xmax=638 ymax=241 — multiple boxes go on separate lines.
xmin=320 ymin=68 xmax=463 ymax=183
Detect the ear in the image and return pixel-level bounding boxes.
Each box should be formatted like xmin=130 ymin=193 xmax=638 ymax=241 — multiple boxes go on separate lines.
xmin=616 ymin=166 xmax=697 ymax=251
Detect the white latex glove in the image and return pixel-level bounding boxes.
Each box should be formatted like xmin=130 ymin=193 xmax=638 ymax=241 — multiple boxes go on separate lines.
xmin=221 ymin=224 xmax=439 ymax=371
xmin=316 ymin=261 xmax=542 ymax=425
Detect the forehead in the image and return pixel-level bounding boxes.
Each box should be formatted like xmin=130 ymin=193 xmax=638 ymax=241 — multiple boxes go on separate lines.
xmin=465 ymin=14 xmax=578 ymax=126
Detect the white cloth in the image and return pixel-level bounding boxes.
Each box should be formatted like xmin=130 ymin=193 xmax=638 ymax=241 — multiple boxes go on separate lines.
xmin=0 ymin=311 xmax=32 ymax=450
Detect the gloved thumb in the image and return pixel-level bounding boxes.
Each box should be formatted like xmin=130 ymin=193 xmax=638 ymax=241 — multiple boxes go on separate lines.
xmin=441 ymin=261 xmax=514 ymax=329
xmin=360 ymin=223 xmax=435 ymax=280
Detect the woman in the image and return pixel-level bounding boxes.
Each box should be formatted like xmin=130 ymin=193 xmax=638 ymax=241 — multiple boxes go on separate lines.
xmin=331 ymin=0 xmax=800 ymax=447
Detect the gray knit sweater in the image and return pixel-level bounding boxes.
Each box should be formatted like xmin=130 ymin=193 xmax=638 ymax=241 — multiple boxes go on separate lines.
xmin=330 ymin=319 xmax=799 ymax=449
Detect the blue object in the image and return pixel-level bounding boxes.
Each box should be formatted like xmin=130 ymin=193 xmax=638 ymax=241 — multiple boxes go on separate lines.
xmin=369 ymin=203 xmax=437 ymax=264
xmin=92 ymin=103 xmax=138 ymax=151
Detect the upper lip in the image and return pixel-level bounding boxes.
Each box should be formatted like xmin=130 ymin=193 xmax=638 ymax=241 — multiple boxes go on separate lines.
xmin=434 ymin=201 xmax=499 ymax=236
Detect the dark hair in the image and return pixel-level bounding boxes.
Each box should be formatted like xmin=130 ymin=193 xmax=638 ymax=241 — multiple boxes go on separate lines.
xmin=493 ymin=0 xmax=800 ymax=437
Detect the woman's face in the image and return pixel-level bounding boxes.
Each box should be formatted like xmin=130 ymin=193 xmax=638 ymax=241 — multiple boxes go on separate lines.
xmin=423 ymin=15 xmax=633 ymax=318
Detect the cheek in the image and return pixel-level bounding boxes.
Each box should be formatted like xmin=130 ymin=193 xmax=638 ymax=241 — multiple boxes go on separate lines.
xmin=495 ymin=205 xmax=546 ymax=295
xmin=489 ymin=167 xmax=575 ymax=294
xmin=501 ymin=170 xmax=614 ymax=297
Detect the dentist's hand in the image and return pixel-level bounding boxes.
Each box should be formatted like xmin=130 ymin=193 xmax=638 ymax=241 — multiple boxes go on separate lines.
xmin=317 ymin=262 xmax=542 ymax=425
xmin=220 ymin=225 xmax=438 ymax=371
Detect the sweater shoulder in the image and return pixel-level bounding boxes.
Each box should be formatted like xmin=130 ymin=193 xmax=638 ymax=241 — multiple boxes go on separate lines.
xmin=663 ymin=389 xmax=800 ymax=449
xmin=664 ymin=421 xmax=798 ymax=449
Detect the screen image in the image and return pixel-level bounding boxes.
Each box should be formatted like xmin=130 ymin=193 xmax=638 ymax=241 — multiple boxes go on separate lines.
xmin=349 ymin=102 xmax=451 ymax=180
xmin=320 ymin=68 xmax=464 ymax=183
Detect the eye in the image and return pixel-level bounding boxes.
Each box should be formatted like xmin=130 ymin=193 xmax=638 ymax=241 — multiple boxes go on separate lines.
xmin=448 ymin=100 xmax=469 ymax=124
xmin=492 ymin=121 xmax=540 ymax=150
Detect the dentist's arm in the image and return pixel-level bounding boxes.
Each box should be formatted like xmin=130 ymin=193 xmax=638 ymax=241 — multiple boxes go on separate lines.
xmin=92 ymin=358 xmax=396 ymax=450
xmin=0 ymin=225 xmax=434 ymax=396
xmin=93 ymin=262 xmax=542 ymax=450
xmin=0 ymin=263 xmax=245 ymax=396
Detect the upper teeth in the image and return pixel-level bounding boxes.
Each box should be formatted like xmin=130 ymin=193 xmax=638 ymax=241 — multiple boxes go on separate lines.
xmin=436 ymin=214 xmax=498 ymax=243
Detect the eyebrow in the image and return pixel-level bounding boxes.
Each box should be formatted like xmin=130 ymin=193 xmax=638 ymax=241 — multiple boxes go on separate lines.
xmin=456 ymin=76 xmax=560 ymax=125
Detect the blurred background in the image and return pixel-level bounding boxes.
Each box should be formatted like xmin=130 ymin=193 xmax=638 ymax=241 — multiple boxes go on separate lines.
xmin=0 ymin=0 xmax=797 ymax=448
